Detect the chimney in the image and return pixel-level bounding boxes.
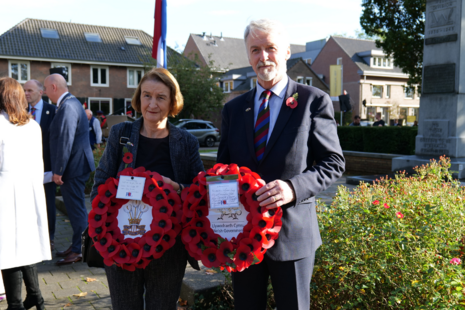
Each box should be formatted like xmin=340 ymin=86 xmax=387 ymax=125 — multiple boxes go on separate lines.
xmin=220 ymin=32 xmax=225 ymax=41
xmin=202 ymin=32 xmax=207 ymax=40
xmin=210 ymin=32 xmax=214 ymax=40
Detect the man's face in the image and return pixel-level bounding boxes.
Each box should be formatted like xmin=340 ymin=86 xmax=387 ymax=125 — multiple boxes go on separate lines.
xmin=23 ymin=81 xmax=43 ymax=106
xmin=246 ymin=29 xmax=290 ymax=88
xmin=354 ymin=118 xmax=360 ymax=125
xmin=85 ymin=111 xmax=92 ymax=120
xmin=43 ymin=78 xmax=57 ymax=103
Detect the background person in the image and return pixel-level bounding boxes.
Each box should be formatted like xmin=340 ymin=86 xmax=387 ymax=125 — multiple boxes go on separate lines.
xmin=91 ymin=68 xmax=204 ymax=310
xmin=85 ymin=109 xmax=102 ymax=150
xmin=44 ymin=74 xmax=95 ymax=265
xmin=372 ymin=112 xmax=385 ymax=126
xmin=24 ymin=79 xmax=57 ymax=251
xmin=217 ymin=19 xmax=345 ymax=310
xmin=0 ymin=77 xmax=51 ymax=310
xmin=349 ymin=115 xmax=361 ymax=126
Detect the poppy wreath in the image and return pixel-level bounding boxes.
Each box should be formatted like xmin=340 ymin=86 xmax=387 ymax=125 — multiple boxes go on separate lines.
xmin=181 ymin=163 xmax=283 ymax=272
xmin=89 ymin=166 xmax=183 ymax=271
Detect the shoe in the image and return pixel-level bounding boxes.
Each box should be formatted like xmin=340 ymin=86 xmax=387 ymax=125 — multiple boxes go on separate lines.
xmin=55 ymin=252 xmax=82 ymax=266
xmin=50 ymin=240 xmax=55 ymax=252
xmin=23 ymin=296 xmax=44 ymax=310
xmin=55 ymin=246 xmax=72 ymax=257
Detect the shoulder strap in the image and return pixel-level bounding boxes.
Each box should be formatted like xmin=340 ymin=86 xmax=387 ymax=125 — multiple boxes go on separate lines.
xmin=117 ymin=122 xmax=133 ymax=165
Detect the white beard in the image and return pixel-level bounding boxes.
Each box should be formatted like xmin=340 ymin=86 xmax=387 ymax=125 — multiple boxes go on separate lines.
xmin=257 ymin=61 xmax=277 ymax=81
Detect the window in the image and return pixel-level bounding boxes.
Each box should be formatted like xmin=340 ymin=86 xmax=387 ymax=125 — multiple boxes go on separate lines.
xmin=127 ymin=68 xmax=143 ymax=88
xmin=89 ymin=98 xmax=112 ymax=116
xmin=305 ymin=77 xmax=313 ymax=86
xmin=124 ymin=98 xmax=138 ymax=118
xmin=85 ymin=33 xmax=102 ymax=43
xmin=250 ymin=77 xmax=257 ymax=89
xmin=41 ymin=28 xmax=59 ymax=39
xmin=404 ymin=87 xmax=414 ymax=99
xmin=372 ymin=57 xmax=394 ymax=68
xmin=297 ymin=77 xmax=304 ymax=84
xmin=125 ymin=36 xmax=141 ymax=45
xmin=9 ymin=61 xmax=29 ymax=83
xmin=223 ymin=81 xmax=233 ymax=93
xmin=51 ymin=63 xmax=72 ymax=85
xmin=91 ymin=66 xmax=109 ymax=87
xmin=372 ymin=85 xmax=383 ymax=98
xmin=386 ymin=85 xmax=391 ymax=98
xmin=306 ymin=59 xmax=312 ymax=65
xmin=183 ymin=122 xmax=207 ymax=130
xmin=337 ymin=58 xmax=342 ymax=65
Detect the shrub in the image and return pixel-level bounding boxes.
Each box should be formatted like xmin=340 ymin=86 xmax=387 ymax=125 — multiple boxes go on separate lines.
xmin=85 ymin=146 xmax=105 ymax=193
xmin=312 ymin=157 xmax=465 ymax=309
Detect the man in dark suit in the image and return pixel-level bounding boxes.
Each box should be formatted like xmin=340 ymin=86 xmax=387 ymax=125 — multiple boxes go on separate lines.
xmin=44 ymin=74 xmax=95 ymax=265
xmin=217 ymin=19 xmax=345 ymax=309
xmin=24 ymin=79 xmax=57 ymax=250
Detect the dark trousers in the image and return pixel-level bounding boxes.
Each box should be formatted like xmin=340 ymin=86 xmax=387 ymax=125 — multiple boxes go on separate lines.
xmin=232 ymin=252 xmax=315 ymax=310
xmin=44 ymin=182 xmax=56 ymax=241
xmin=104 ymin=238 xmax=187 ymax=310
xmin=1 ymin=264 xmax=42 ymax=310
xmin=60 ymin=172 xmax=89 ymax=254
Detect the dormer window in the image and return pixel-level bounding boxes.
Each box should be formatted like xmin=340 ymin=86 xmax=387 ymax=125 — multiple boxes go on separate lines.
xmin=125 ymin=36 xmax=141 ymax=45
xmin=372 ymin=57 xmax=393 ymax=68
xmin=41 ymin=28 xmax=59 ymax=39
xmin=85 ymin=33 xmax=102 ymax=43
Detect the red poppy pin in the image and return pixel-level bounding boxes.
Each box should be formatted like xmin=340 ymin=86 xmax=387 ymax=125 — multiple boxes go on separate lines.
xmin=123 ymin=152 xmax=133 ymax=164
xmin=286 ymin=93 xmax=299 ymax=109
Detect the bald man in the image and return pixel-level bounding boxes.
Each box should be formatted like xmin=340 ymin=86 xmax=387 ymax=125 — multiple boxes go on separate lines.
xmin=85 ymin=109 xmax=102 ymax=150
xmin=44 ymin=74 xmax=95 ymax=265
xmin=24 ymin=79 xmax=57 ymax=250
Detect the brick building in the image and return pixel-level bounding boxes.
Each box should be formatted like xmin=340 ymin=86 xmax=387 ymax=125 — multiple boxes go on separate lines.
xmin=311 ymin=36 xmax=420 ymax=125
xmin=0 ymin=18 xmax=183 ymax=117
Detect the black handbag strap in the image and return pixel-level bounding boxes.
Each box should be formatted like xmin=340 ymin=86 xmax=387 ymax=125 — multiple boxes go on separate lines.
xmin=117 ymin=121 xmax=133 ymax=165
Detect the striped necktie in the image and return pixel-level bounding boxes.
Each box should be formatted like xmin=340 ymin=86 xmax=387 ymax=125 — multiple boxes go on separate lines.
xmin=31 ymin=107 xmax=37 ymax=120
xmin=254 ymin=90 xmax=272 ymax=161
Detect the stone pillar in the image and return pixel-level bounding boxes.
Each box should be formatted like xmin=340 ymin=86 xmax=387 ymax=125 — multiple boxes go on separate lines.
xmin=392 ymin=0 xmax=465 ymax=178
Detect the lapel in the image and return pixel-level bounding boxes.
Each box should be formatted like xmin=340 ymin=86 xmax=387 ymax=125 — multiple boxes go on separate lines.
xmin=244 ymin=88 xmax=258 ymax=166
xmin=57 ymin=93 xmax=72 ymax=110
xmin=40 ymin=104 xmax=49 ymax=127
xmin=260 ymin=77 xmax=297 ymax=163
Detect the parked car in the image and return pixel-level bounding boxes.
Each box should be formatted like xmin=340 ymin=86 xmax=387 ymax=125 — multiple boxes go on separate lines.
xmin=173 ymin=119 xmax=220 ymax=147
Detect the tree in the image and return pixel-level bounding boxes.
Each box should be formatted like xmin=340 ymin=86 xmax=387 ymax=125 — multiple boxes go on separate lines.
xmin=145 ymin=50 xmax=226 ymax=120
xmin=360 ymin=0 xmax=426 ymax=87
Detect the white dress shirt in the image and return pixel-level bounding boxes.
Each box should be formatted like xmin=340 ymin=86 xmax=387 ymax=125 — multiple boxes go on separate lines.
xmin=253 ymin=77 xmax=289 ymax=143
xmin=29 ymin=99 xmax=43 ymax=125
xmin=56 ymin=92 xmax=69 ymax=108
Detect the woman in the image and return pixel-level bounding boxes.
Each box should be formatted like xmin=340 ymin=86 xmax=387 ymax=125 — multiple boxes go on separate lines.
xmin=0 ymin=77 xmax=51 ymax=310
xmin=91 ymin=68 xmax=204 ymax=310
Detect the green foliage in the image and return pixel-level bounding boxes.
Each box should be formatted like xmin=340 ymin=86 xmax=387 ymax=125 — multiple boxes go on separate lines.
xmin=85 ymin=146 xmax=105 ymax=193
xmin=312 ymin=157 xmax=465 ymax=309
xmin=360 ymin=0 xmax=426 ymax=87
xmin=337 ymin=126 xmax=417 ymax=155
xmin=334 ymin=111 xmax=353 ymax=126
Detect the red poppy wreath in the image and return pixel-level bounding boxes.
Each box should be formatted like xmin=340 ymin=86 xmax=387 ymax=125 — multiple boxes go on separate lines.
xmin=89 ymin=166 xmax=182 ymax=271
xmin=181 ymin=163 xmax=283 ymax=272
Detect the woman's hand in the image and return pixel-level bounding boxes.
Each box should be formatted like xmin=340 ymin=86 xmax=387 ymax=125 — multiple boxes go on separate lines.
xmin=162 ymin=176 xmax=180 ymax=191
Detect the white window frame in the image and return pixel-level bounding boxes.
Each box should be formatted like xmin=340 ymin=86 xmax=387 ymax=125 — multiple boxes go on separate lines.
xmin=88 ymin=97 xmax=113 ymax=115
xmin=404 ymin=86 xmax=414 ymax=99
xmin=337 ymin=57 xmax=343 ymax=65
xmin=223 ymin=80 xmax=233 ymax=93
xmin=305 ymin=77 xmax=313 ymax=86
xmin=90 ymin=66 xmax=109 ymax=87
xmin=127 ymin=68 xmax=144 ymax=88
xmin=372 ymin=57 xmax=394 ymax=69
xmin=250 ymin=77 xmax=257 ymax=89
xmin=386 ymin=85 xmax=391 ymax=98
xmin=8 ymin=60 xmax=30 ymax=83
xmin=372 ymin=85 xmax=383 ymax=98
xmin=51 ymin=63 xmax=72 ymax=86
xmin=296 ymin=76 xmax=304 ymax=84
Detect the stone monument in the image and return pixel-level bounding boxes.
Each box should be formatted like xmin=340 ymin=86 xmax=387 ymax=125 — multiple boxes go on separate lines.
xmin=392 ymin=0 xmax=465 ymax=178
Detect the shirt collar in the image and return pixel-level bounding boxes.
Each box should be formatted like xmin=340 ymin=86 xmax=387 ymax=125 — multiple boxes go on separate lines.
xmin=30 ymin=99 xmax=43 ymax=111
xmin=256 ymin=76 xmax=288 ymax=99
xmin=57 ymin=92 xmax=69 ymax=107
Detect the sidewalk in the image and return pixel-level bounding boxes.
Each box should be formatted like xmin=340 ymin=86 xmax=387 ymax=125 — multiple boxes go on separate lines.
xmin=0 ymin=176 xmax=356 ymax=310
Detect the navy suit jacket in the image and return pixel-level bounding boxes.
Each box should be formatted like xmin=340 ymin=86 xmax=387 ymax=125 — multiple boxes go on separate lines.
xmin=217 ymin=77 xmax=345 ymax=261
xmin=38 ymin=102 xmax=56 ymax=172
xmin=49 ymin=93 xmax=95 ymax=181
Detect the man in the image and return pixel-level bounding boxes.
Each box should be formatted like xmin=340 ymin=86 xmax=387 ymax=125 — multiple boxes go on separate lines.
xmin=349 ymin=115 xmax=361 ymax=126
xmin=44 ymin=74 xmax=95 ymax=265
xmin=217 ymin=19 xmax=345 ymax=309
xmin=24 ymin=80 xmax=57 ymax=250
xmin=85 ymin=109 xmax=102 ymax=150
xmin=393 ymin=119 xmax=402 ymax=127
xmin=372 ymin=112 xmax=385 ymax=126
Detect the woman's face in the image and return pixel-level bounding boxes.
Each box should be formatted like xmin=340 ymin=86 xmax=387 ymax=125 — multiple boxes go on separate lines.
xmin=140 ymin=80 xmax=171 ymax=126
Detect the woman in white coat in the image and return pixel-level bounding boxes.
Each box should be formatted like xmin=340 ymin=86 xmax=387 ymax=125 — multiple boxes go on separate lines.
xmin=0 ymin=77 xmax=51 ymax=310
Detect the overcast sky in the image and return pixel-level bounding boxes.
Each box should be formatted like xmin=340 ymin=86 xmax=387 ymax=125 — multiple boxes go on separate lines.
xmin=0 ymin=0 xmax=364 ymax=51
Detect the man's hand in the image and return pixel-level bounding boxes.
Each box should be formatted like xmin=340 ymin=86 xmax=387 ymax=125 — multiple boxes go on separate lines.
xmin=96 ymin=144 xmax=100 ymax=148
xmin=53 ymin=174 xmax=64 ymax=185
xmin=256 ymin=180 xmax=295 ymax=209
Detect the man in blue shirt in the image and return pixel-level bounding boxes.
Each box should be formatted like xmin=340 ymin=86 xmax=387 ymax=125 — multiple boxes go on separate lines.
xmin=85 ymin=109 xmax=102 ymax=150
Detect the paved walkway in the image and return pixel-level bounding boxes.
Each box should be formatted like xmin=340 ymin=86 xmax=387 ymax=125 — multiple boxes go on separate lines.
xmin=0 ymin=176 xmax=357 ymax=310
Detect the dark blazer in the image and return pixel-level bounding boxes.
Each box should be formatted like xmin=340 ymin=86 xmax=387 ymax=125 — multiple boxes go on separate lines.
xmin=38 ymin=102 xmax=56 ymax=172
xmin=217 ymin=77 xmax=345 ymax=261
xmin=49 ymin=93 xmax=95 ymax=180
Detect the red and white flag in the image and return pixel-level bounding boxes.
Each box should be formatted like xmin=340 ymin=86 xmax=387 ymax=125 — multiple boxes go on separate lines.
xmin=152 ymin=0 xmax=167 ymax=68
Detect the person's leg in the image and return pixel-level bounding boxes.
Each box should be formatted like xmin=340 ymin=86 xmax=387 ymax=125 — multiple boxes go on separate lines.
xmin=104 ymin=265 xmax=145 ymax=310
xmin=144 ymin=238 xmax=187 ymax=310
xmin=21 ymin=265 xmax=44 ymax=310
xmin=232 ymin=259 xmax=269 ymax=310
xmin=268 ymin=252 xmax=315 ymax=310
xmin=60 ymin=173 xmax=89 ymax=254
xmin=1 ymin=267 xmax=26 ymax=310
xmin=43 ymin=182 xmax=56 ymax=241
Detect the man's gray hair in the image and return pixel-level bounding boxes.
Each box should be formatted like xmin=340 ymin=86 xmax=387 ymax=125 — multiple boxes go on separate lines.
xmin=86 ymin=109 xmax=93 ymax=116
xmin=244 ymin=19 xmax=290 ymax=47
xmin=30 ymin=79 xmax=44 ymax=91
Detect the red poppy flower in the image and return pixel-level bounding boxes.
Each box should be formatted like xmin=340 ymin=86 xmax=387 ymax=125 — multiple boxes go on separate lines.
xmin=117 ymin=167 xmax=134 ymax=177
xmin=138 ymin=237 xmax=156 ymax=258
xmin=120 ymin=263 xmax=136 ymax=272
xmin=98 ymin=183 xmax=116 ymax=204
xmin=135 ymin=258 xmax=151 ymax=269
xmin=89 ymin=210 xmax=107 ymax=228
xmin=373 ymin=200 xmax=380 ymax=205
xmin=152 ymin=201 xmax=173 ymax=217
xmin=188 ymin=235 xmax=207 ymax=257
xmin=252 ymin=214 xmax=273 ymax=231
xmin=94 ymin=232 xmax=113 ymax=253
xmin=150 ymin=213 xmax=172 ymax=233
xmin=191 ymin=205 xmax=208 ymax=219
xmin=92 ymin=198 xmax=109 ymax=215
xmin=152 ymin=240 xmax=170 ymax=259
xmin=285 ymin=96 xmax=298 ymax=109
xmin=225 ymin=164 xmax=240 ymax=176
xmin=234 ymin=244 xmax=254 ymax=272
xmin=239 ymin=175 xmax=259 ymax=196
xmin=162 ymin=230 xmax=177 ymax=248
xmin=113 ymin=244 xmax=131 ymax=264
xmin=145 ymin=227 xmax=165 ymax=247
xmin=201 ymin=248 xmax=221 ymax=268
xmin=172 ymin=222 xmax=182 ymax=235
xmin=103 ymin=256 xmax=115 ymax=266
xmin=182 ymin=227 xmax=199 ymax=243
xmin=268 ymin=216 xmax=283 ymax=234
xmin=122 ymin=152 xmax=133 ymax=164
xmin=88 ymin=224 xmax=106 ymax=239
xmin=396 ymin=212 xmax=404 ymax=219
xmin=190 ymin=217 xmax=211 ymax=231
xmin=126 ymin=242 xmax=143 ymax=264
xmin=218 ymin=241 xmax=234 ymax=264
xmin=240 ymin=237 xmax=261 ymax=254
xmin=249 ymin=227 xmax=274 ymax=249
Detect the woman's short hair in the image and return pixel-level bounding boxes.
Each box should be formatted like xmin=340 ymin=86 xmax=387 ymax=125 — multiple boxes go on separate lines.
xmin=0 ymin=77 xmax=30 ymax=126
xmin=131 ymin=68 xmax=183 ymax=117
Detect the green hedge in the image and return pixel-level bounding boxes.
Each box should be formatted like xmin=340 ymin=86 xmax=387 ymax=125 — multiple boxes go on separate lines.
xmin=338 ymin=126 xmax=417 ymax=155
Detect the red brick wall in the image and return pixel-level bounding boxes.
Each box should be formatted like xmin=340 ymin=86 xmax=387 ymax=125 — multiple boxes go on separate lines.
xmin=183 ymin=35 xmax=207 ymax=67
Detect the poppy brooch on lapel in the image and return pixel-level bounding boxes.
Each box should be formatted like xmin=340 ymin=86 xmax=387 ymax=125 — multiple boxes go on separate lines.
xmin=286 ymin=92 xmax=299 ymax=109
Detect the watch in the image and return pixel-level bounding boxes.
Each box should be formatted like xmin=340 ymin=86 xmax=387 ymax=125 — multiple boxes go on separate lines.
xmin=176 ymin=183 xmax=183 ymax=195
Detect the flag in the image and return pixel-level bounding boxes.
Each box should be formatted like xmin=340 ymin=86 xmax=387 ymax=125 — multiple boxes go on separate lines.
xmin=330 ymin=65 xmax=342 ymax=97
xmin=153 ymin=0 xmax=167 ymax=68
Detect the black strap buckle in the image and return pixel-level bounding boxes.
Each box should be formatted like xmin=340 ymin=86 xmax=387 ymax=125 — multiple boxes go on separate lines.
xmin=120 ymin=137 xmax=130 ymax=145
